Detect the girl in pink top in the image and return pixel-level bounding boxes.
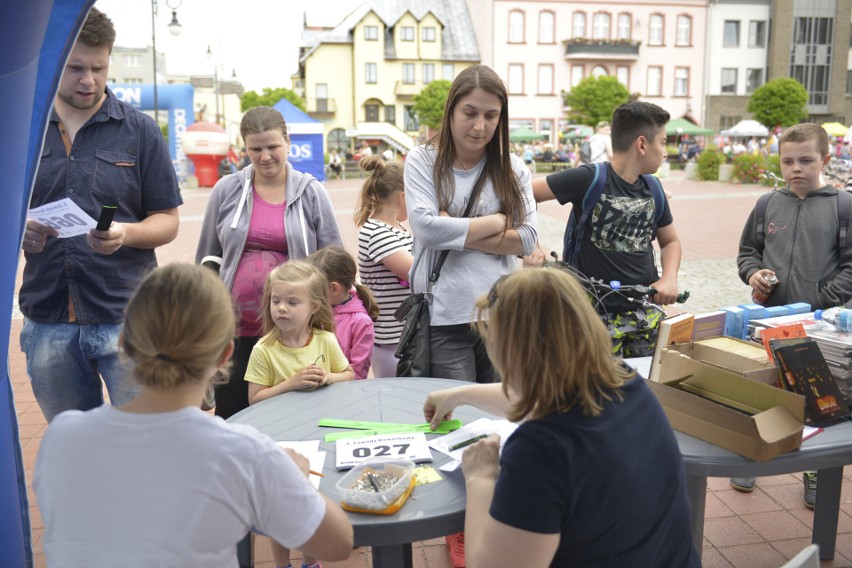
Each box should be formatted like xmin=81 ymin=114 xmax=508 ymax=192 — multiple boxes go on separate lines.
xmin=306 ymin=247 xmax=378 ymax=379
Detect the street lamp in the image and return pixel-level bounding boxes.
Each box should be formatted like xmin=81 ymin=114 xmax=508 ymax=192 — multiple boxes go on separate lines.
xmin=206 ymin=45 xmax=221 ymax=126
xmin=151 ymin=0 xmax=182 ymax=126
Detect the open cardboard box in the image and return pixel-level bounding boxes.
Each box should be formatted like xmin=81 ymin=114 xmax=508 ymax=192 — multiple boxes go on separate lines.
xmin=655 ymin=336 xmax=779 ymax=386
xmin=647 ymin=360 xmax=805 ymax=462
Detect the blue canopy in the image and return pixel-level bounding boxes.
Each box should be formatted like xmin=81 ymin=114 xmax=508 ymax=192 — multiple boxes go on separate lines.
xmin=272 ymin=98 xmax=326 ymax=181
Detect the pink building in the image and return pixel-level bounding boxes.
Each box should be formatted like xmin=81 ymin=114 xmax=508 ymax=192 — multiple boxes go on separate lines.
xmin=467 ymin=0 xmax=708 ymax=141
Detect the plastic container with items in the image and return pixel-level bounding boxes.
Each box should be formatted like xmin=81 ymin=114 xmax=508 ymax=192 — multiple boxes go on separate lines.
xmin=337 ymin=458 xmax=415 ymax=515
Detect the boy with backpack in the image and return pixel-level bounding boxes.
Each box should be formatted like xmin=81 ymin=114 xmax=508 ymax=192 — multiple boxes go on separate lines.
xmin=733 ymin=122 xmax=852 ymax=502
xmin=579 ymin=121 xmax=614 ymax=164
xmin=532 ymin=101 xmax=682 ymax=357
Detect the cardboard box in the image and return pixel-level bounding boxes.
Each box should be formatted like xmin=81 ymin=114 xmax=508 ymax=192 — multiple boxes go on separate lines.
xmin=656 ymin=337 xmax=779 ymax=386
xmin=647 ymin=362 xmax=805 ymax=462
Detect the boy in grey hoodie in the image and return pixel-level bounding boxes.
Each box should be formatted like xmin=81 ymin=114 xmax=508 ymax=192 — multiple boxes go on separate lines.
xmin=735 ymin=122 xmax=852 ymax=501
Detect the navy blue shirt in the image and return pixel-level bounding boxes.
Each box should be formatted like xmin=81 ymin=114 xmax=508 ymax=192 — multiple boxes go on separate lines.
xmin=490 ymin=375 xmax=699 ymax=567
xmin=20 ymin=88 xmax=183 ymax=324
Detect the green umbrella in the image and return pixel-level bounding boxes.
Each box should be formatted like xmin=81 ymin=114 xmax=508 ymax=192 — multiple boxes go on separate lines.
xmin=666 ymin=118 xmax=714 ymax=136
xmin=509 ymin=127 xmax=546 ymax=142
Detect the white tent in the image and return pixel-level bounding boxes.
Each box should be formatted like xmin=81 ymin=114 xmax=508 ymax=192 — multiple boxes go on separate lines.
xmin=720 ymin=119 xmax=769 ymax=138
xmin=845 ymin=126 xmax=852 ymax=144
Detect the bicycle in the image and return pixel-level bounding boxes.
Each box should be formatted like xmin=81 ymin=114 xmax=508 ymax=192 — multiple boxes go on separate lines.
xmin=542 ymin=252 xmax=690 ymax=357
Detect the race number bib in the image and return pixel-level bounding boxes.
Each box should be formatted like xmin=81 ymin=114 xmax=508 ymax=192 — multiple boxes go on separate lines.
xmin=335 ymin=433 xmax=433 ymax=470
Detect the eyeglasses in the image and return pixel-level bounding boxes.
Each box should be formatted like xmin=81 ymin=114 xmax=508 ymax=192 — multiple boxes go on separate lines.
xmin=313 ymin=354 xmax=326 ymax=366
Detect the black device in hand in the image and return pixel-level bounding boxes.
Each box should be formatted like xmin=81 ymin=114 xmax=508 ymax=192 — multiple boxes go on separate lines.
xmin=96 ymin=205 xmax=117 ymax=231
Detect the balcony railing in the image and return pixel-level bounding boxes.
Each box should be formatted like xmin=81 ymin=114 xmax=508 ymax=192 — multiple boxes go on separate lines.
xmin=306 ymin=97 xmax=336 ymax=114
xmin=563 ymin=38 xmax=641 ymax=59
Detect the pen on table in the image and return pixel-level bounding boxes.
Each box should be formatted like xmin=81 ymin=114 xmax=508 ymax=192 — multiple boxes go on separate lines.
xmin=309 ymin=469 xmax=325 ymax=477
xmin=449 ymin=434 xmax=489 ymax=452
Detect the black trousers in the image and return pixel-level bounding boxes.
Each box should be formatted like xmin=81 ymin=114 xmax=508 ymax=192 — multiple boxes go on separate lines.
xmin=213 ymin=335 xmax=259 ymax=420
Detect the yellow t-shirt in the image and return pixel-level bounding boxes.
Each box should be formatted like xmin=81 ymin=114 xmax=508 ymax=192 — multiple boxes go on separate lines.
xmin=244 ymin=330 xmax=350 ymax=387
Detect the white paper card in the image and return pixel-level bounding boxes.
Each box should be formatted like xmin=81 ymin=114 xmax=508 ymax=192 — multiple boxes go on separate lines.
xmin=276 ymin=440 xmax=326 ymax=489
xmin=28 ymin=198 xmax=97 ymax=238
xmin=429 ymin=418 xmax=518 ymax=461
xmin=335 ymin=432 xmax=433 ymax=470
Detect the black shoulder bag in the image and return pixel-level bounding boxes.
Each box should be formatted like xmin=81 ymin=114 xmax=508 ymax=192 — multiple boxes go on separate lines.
xmin=394 ymin=166 xmax=489 ymax=377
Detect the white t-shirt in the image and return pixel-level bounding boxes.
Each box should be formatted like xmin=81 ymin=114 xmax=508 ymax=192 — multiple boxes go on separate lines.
xmin=589 ymin=134 xmax=611 ymax=163
xmin=34 ymin=405 xmax=326 ymax=568
xmin=358 ymin=218 xmax=414 ymax=344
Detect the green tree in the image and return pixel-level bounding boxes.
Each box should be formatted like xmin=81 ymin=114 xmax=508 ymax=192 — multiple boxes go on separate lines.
xmin=746 ymin=78 xmax=808 ymax=129
xmin=240 ymin=87 xmax=306 ymax=112
xmin=412 ymin=80 xmax=451 ymax=131
xmin=563 ymin=75 xmax=630 ymax=126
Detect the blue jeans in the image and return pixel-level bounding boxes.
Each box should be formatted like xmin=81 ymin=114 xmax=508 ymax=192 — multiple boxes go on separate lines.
xmin=429 ymin=324 xmax=496 ymax=383
xmin=20 ymin=318 xmax=137 ymax=422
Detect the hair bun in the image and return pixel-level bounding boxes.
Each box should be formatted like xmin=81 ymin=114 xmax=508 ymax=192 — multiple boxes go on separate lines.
xmin=359 ymin=155 xmax=385 ymax=173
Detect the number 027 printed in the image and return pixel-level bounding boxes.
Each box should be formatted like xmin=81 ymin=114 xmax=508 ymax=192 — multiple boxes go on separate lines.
xmin=28 ymin=198 xmax=97 ymax=238
xmin=335 ymin=433 xmax=433 ymax=470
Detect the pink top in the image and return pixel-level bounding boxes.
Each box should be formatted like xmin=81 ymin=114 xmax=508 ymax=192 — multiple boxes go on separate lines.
xmin=232 ymin=190 xmax=287 ymax=336
xmin=333 ymin=289 xmax=375 ymax=380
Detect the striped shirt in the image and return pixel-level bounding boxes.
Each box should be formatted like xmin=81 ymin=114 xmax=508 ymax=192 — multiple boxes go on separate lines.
xmin=358 ymin=219 xmax=414 ymax=344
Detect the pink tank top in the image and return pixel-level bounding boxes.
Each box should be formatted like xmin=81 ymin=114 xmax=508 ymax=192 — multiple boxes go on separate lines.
xmin=232 ymin=190 xmax=288 ymax=336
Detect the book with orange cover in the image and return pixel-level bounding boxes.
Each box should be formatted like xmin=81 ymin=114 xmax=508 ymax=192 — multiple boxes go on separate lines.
xmin=761 ymin=323 xmax=807 ymax=362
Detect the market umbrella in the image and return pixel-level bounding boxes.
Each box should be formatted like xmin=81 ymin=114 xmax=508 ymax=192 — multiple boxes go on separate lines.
xmin=720 ymin=119 xmax=769 ymax=138
xmin=509 ymin=127 xmax=546 ymax=142
xmin=821 ymin=122 xmax=849 ymax=138
xmin=666 ymin=118 xmax=714 ymax=136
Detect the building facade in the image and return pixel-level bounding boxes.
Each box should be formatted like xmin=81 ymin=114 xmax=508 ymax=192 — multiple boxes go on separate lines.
xmin=296 ymin=0 xmax=480 ymax=155
xmin=469 ymin=0 xmax=708 ymax=142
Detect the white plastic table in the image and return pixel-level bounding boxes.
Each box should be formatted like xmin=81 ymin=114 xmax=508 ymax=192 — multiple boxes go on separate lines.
xmin=677 ymin=420 xmax=852 ymax=561
xmin=228 ymin=377 xmax=497 ymax=568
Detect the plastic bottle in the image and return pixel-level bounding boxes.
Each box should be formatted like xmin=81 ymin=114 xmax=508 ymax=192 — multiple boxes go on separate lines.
xmin=813 ymin=307 xmax=852 ymax=332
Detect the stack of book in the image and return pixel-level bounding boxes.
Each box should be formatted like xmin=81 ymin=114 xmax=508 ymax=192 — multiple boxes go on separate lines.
xmin=752 ymin=313 xmax=852 ymax=401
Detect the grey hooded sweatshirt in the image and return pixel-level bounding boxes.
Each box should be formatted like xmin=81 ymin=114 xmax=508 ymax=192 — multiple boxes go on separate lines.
xmin=195 ymin=163 xmax=342 ymax=292
xmin=738 ymin=184 xmax=852 ymax=309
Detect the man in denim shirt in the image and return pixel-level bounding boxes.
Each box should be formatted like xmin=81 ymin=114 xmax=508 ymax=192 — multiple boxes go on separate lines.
xmin=20 ymin=8 xmax=183 ymax=422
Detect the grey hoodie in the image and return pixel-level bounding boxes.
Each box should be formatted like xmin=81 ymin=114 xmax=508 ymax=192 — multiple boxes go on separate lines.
xmin=195 ymin=163 xmax=342 ymax=291
xmin=737 ymin=185 xmax=852 ymax=309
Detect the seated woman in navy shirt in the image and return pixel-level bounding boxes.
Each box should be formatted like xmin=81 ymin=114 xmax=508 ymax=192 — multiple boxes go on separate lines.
xmin=423 ymin=269 xmax=700 ymax=568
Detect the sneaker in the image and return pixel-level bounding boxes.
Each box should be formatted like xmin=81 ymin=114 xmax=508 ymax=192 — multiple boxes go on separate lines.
xmin=302 ymin=563 xmax=321 ymax=568
xmin=803 ymin=471 xmax=817 ymax=509
xmin=446 ymin=532 xmax=465 ymax=568
xmin=730 ymin=477 xmax=756 ymax=492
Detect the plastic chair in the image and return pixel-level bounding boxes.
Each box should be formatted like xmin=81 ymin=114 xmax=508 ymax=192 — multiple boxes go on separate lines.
xmin=779 ymin=544 xmax=819 ymax=568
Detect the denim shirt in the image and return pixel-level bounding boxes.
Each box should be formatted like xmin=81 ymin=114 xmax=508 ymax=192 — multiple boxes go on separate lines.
xmin=19 ymin=88 xmax=183 ymax=324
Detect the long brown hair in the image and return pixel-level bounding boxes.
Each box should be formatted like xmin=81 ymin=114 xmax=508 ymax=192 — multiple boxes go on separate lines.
xmin=259 ymin=262 xmax=335 ymax=345
xmin=354 ymin=155 xmax=404 ymax=227
xmin=429 ymin=65 xmax=525 ymax=229
xmin=475 ymin=270 xmax=633 ymax=422
xmin=305 ymin=246 xmax=380 ymax=321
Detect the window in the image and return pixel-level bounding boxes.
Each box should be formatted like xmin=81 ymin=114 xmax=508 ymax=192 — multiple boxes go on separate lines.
xmin=364 ymin=25 xmax=378 ymax=41
xmin=572 ymin=12 xmax=586 ymax=38
xmin=315 ymin=83 xmax=328 ymax=112
xmin=508 ymin=64 xmax=524 ymax=94
xmin=539 ymin=11 xmax=555 ymax=43
xmin=721 ymin=68 xmax=737 ymax=93
xmin=719 ymin=115 xmax=741 ymax=130
xmin=847 ymin=70 xmax=852 ymax=95
xmin=647 ymin=66 xmax=662 ymax=96
xmin=676 ymin=15 xmax=691 ymax=46
xmin=402 ymin=63 xmax=415 ymax=84
xmin=746 ymin=68 xmax=764 ymax=93
xmin=571 ymin=65 xmax=584 ymax=87
xmin=649 ymin=15 xmax=664 ymax=45
xmin=617 ymin=14 xmax=631 ymax=40
xmin=385 ymin=105 xmax=396 ymax=125
xmin=593 ymin=13 xmax=610 ymax=40
xmin=365 ymin=63 xmax=377 ymax=84
xmin=591 ymin=65 xmax=607 ymax=77
xmin=748 ymin=21 xmax=766 ymax=47
xmin=674 ymin=67 xmax=689 ymax=96
xmin=422 ymin=63 xmax=434 ymax=84
xmin=540 ymin=119 xmax=553 ymax=137
xmin=365 ymin=104 xmax=379 ymax=122
xmin=422 ymin=27 xmax=436 ymax=42
xmin=401 ymin=26 xmax=415 ymax=41
xmin=723 ymin=21 xmax=740 ymax=47
xmin=126 ymin=77 xmax=143 ymax=84
xmin=123 ymin=55 xmax=140 ymax=67
xmin=537 ymin=64 xmax=553 ymax=95
xmin=404 ymin=105 xmax=419 ymax=131
xmin=616 ymin=65 xmax=629 ymax=88
xmin=791 ymin=17 xmax=833 ymax=107
xmin=509 ymin=10 xmax=525 ymax=42
xmin=442 ymin=64 xmax=454 ymax=81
